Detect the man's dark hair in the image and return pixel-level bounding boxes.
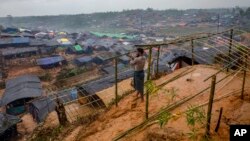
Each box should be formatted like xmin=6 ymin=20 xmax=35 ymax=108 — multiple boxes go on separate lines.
xmin=137 ymin=48 xmax=144 ymax=54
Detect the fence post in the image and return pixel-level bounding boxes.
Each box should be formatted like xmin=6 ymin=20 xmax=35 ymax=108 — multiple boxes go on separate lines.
xmin=227 ymin=29 xmax=233 ymax=72
xmin=205 ymin=75 xmax=216 ymax=137
xmin=146 ymin=47 xmax=152 ymax=119
xmin=191 ymin=39 xmax=194 ymax=66
xmin=115 ymin=57 xmax=118 ymax=107
xmin=241 ymin=55 xmax=247 ymax=100
xmin=156 ymin=46 xmax=160 ymax=76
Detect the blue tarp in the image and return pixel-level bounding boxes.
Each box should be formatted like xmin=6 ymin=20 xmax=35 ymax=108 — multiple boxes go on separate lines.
xmin=12 ymin=37 xmax=30 ymax=44
xmin=2 ymin=27 xmax=19 ymax=34
xmin=36 ymin=56 xmax=64 ymax=66
xmin=70 ymin=89 xmax=78 ymax=100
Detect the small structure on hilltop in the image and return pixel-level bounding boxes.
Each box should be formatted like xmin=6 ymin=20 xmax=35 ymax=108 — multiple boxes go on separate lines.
xmin=0 ymin=75 xmax=42 ymax=115
xmin=36 ymin=55 xmax=66 ymax=69
xmin=0 ymin=113 xmax=21 ymax=140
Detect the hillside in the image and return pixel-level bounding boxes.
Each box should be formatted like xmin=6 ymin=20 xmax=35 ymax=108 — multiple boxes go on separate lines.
xmin=41 ymin=65 xmax=250 ymax=141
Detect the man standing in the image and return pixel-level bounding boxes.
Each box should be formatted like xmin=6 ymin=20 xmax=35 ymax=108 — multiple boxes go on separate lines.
xmin=130 ymin=48 xmax=146 ymax=102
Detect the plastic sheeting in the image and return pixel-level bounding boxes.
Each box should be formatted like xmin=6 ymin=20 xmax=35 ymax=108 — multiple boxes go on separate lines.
xmin=0 ymin=113 xmax=21 ymax=134
xmin=1 ymin=75 xmax=42 ymax=106
xmin=29 ymin=97 xmax=56 ymax=123
xmin=36 ymin=56 xmax=65 ymax=66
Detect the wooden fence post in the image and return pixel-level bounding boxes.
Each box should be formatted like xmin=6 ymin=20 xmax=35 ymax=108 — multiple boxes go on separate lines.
xmin=215 ymin=107 xmax=223 ymax=132
xmin=205 ymin=75 xmax=216 ymax=137
xmin=115 ymin=57 xmax=118 ymax=107
xmin=146 ymin=47 xmax=152 ymax=119
xmin=241 ymin=55 xmax=247 ymax=100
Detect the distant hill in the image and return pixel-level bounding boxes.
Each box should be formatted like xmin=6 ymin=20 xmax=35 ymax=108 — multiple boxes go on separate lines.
xmin=0 ymin=8 xmax=248 ymax=33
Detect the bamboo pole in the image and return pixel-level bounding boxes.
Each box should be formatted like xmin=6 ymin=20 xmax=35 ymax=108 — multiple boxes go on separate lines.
xmin=156 ymin=46 xmax=160 ymax=75
xmin=194 ymin=39 xmax=250 ymax=72
xmin=146 ymin=47 xmax=152 ymax=119
xmin=227 ymin=29 xmax=233 ymax=72
xmin=204 ymin=55 xmax=245 ymax=82
xmin=115 ymin=57 xmax=118 ymax=107
xmin=205 ymin=75 xmax=217 ymax=137
xmin=241 ymin=55 xmax=247 ymax=100
xmin=191 ymin=39 xmax=194 ymax=66
xmin=215 ymin=107 xmax=223 ymax=132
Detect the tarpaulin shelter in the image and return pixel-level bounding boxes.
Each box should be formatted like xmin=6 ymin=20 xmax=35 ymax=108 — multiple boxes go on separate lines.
xmin=2 ymin=47 xmax=39 ymax=59
xmin=102 ymin=63 xmax=126 ymax=75
xmin=93 ymin=52 xmax=117 ymax=65
xmin=2 ymin=27 xmax=19 ymax=34
xmin=20 ymin=32 xmax=35 ymax=38
xmin=0 ymin=113 xmax=21 ymax=140
xmin=121 ymin=45 xmax=134 ymax=52
xmin=29 ymin=97 xmax=56 ymax=123
xmin=75 ymin=56 xmax=93 ymax=66
xmin=0 ymin=39 xmax=12 ymax=48
xmin=29 ymin=39 xmax=45 ymax=47
xmin=12 ymin=37 xmax=30 ymax=46
xmin=81 ymin=38 xmax=96 ymax=47
xmin=112 ymin=46 xmax=127 ymax=55
xmin=35 ymin=32 xmax=48 ymax=39
xmin=0 ymin=33 xmax=20 ymax=38
xmin=0 ymin=37 xmax=30 ymax=47
xmin=45 ymin=40 xmax=59 ymax=47
xmin=119 ymin=55 xmax=130 ymax=64
xmin=57 ymin=38 xmax=72 ymax=46
xmin=1 ymin=75 xmax=42 ymax=115
xmin=67 ymin=44 xmax=84 ymax=54
xmin=36 ymin=55 xmax=66 ymax=69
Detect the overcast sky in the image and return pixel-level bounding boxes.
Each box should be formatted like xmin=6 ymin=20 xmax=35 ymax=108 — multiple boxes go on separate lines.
xmin=0 ymin=0 xmax=250 ymax=17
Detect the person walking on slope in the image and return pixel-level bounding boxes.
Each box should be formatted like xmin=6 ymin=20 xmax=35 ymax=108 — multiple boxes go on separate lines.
xmin=130 ymin=48 xmax=146 ymax=102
